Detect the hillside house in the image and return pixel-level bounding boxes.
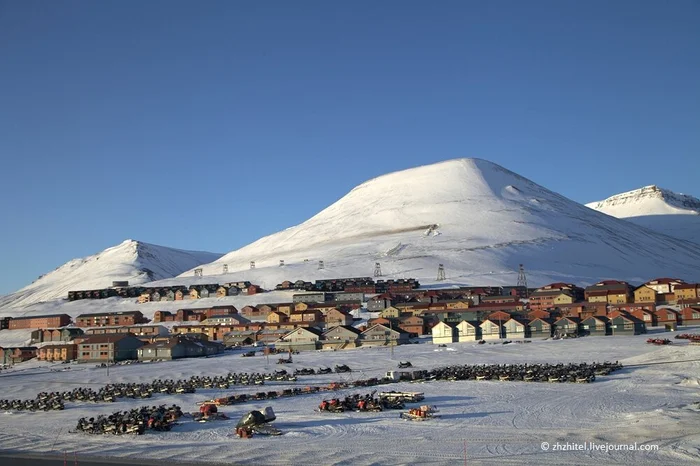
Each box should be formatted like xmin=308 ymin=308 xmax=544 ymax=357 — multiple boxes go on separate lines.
xmin=633 ymin=285 xmax=658 ymax=304
xmin=630 ymin=309 xmax=657 ymax=326
xmin=137 ymin=335 xmax=223 ymax=361
xmin=75 ymin=311 xmax=147 ymax=328
xmin=321 ymin=325 xmax=362 ymax=350
xmin=503 ymin=318 xmax=531 ymax=339
xmin=680 ymin=306 xmax=700 ymax=324
xmin=609 ymin=314 xmax=646 ymax=335
xmin=455 ymin=320 xmax=481 ymax=342
xmin=223 ymin=331 xmax=257 ymax=347
xmin=360 ymin=324 xmax=410 ymax=347
xmin=431 ymin=321 xmax=457 ymax=344
xmin=654 ymin=308 xmax=680 ymax=328
xmin=554 ymin=317 xmax=582 ymax=337
xmin=0 ymin=347 xmax=38 ymax=364
xmin=37 ymin=343 xmax=78 ymax=362
xmin=324 ymin=308 xmax=354 ymax=327
xmin=479 ymin=319 xmax=504 ymax=340
xmin=379 ymin=306 xmax=403 ymax=319
xmin=398 ymin=315 xmax=425 ymax=336
xmin=9 ymin=314 xmax=71 ymax=330
xmin=77 ymin=334 xmax=144 ymax=363
xmin=367 ymin=295 xmax=392 ymax=311
xmin=30 ymin=328 xmax=84 ymax=344
xmin=175 ymin=289 xmax=188 ymax=300
xmin=675 ymin=284 xmax=700 ymax=304
xmin=581 ymin=316 xmax=611 ymax=336
xmin=267 ymin=311 xmax=289 ymax=324
xmin=584 ymin=281 xmax=632 ymax=304
xmin=276 ymin=327 xmax=324 ymax=351
xmin=528 ymin=318 xmax=554 ymax=338
xmin=201 ymin=315 xmax=250 ymax=326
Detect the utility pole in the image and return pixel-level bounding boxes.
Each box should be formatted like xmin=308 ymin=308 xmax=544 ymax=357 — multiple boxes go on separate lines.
xmin=437 ymin=264 xmax=445 ymax=281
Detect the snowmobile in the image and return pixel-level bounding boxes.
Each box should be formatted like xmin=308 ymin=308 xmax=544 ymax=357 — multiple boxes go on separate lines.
xmin=397 ymin=361 xmax=412 ymax=369
xmin=235 ymin=407 xmax=281 ymax=437
xmin=192 ymin=403 xmax=230 ymax=422
xmin=317 ymin=367 xmax=332 ymax=374
xmin=400 ymin=405 xmax=439 ymax=421
xmin=335 ymin=364 xmax=351 ymax=373
xmin=318 ymin=399 xmax=345 ymax=413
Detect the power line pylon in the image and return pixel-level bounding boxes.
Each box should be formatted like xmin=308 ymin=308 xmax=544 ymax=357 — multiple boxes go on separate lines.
xmin=437 ymin=264 xmax=446 ymax=281
xmin=374 ymin=262 xmax=382 ymax=277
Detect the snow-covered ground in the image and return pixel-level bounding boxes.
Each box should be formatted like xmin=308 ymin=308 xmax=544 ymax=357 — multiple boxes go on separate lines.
xmin=1 ymin=331 xmax=699 ymax=465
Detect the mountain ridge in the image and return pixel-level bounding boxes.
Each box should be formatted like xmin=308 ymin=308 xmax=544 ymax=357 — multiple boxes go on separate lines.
xmin=0 ymin=240 xmax=222 ymax=309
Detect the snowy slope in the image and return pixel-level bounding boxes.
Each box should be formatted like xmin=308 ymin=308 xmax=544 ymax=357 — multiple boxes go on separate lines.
xmin=0 ymin=240 xmax=222 ymax=309
xmin=586 ymin=185 xmax=700 ymax=244
xmin=179 ymin=159 xmax=700 ymax=289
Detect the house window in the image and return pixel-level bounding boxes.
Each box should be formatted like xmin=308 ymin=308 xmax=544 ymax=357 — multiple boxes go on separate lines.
xmin=643 ymin=315 xmax=651 ymax=321
xmin=692 ymin=312 xmax=700 ymax=319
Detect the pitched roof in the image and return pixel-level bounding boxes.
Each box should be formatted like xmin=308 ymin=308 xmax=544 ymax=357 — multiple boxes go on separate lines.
xmin=322 ymin=325 xmax=362 ymax=336
xmin=77 ymin=334 xmax=139 ymax=344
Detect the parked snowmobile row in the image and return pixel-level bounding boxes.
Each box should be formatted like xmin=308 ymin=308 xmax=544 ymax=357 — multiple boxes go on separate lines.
xmin=647 ymin=338 xmax=672 ymax=345
xmin=73 ymin=404 xmax=183 ymax=435
xmin=426 ymin=361 xmax=623 ymax=384
xmin=0 ymin=398 xmax=64 ymax=411
xmin=318 ymin=392 xmax=386 ymax=413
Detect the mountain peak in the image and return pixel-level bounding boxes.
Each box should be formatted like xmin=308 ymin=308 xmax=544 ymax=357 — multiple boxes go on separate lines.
xmin=586 ymin=185 xmax=700 ymax=217
xmin=0 ymin=241 xmax=223 ymax=309
xmin=179 ymin=159 xmax=700 ymax=288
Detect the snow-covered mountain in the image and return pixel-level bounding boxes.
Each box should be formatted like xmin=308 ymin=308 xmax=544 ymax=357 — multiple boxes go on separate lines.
xmin=586 ymin=185 xmax=700 ymax=244
xmin=0 ymin=240 xmax=222 ymax=309
xmin=174 ymin=158 xmax=700 ymax=290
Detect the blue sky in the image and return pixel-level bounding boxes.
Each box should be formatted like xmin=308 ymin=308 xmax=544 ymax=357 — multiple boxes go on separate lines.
xmin=1 ymin=0 xmax=698 ymax=295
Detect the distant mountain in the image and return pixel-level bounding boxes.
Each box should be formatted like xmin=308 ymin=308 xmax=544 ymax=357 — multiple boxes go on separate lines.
xmin=586 ymin=185 xmax=700 ymax=244
xmin=171 ymin=159 xmax=700 ymax=290
xmin=0 ymin=240 xmax=222 ymax=309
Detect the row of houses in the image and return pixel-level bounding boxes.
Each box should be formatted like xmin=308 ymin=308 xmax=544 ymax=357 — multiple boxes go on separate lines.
xmin=2 ymin=333 xmax=225 ymax=365
xmin=67 ymin=281 xmax=261 ymax=303
xmin=432 ymin=311 xmax=649 ymax=344
xmin=274 ymin=277 xmax=421 ymax=294
xmin=274 ymin=323 xmax=412 ymax=352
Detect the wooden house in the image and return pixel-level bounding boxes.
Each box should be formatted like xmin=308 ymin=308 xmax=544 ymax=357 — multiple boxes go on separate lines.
xmin=680 ymin=306 xmax=700 ymax=325
xmin=630 ymin=309 xmax=657 ymax=326
xmin=610 ymin=314 xmax=646 ymax=335
xmin=654 ymin=308 xmax=680 ymax=328
xmin=431 ymin=321 xmax=457 ymax=344
xmin=398 ymin=315 xmax=425 ymax=336
xmin=503 ymin=318 xmax=531 ymax=339
xmin=324 ymin=308 xmax=354 ymax=327
xmin=276 ymin=327 xmax=323 ymax=352
xmin=267 ymin=311 xmax=289 ymax=324
xmin=360 ymin=323 xmax=410 ymax=347
xmin=633 ymin=285 xmax=658 ymax=304
xmin=479 ymin=319 xmax=504 ymax=340
xmin=321 ymin=325 xmax=362 ymax=350
xmin=456 ymin=320 xmax=481 ymax=342
xmin=581 ymin=316 xmax=611 ymax=336
xmin=528 ymin=318 xmax=554 ymax=338
xmin=553 ymin=317 xmax=582 ymax=337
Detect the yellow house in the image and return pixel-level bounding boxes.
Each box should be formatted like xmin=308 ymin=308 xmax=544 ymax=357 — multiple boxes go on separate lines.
xmin=138 ymin=292 xmax=151 ymax=304
xmin=634 ymin=285 xmax=658 ymax=303
xmin=675 ymin=285 xmax=699 ymax=302
xmin=294 ymin=302 xmax=309 ymax=311
xmin=380 ymin=307 xmax=402 ymax=319
xmin=607 ymin=291 xmax=629 ymax=304
xmin=189 ymin=289 xmax=200 ymax=299
xmin=276 ymin=303 xmax=295 ymax=315
xmin=553 ymin=292 xmax=575 ymax=305
xmin=216 ymin=286 xmax=228 ymax=297
xmin=445 ymin=301 xmax=471 ymax=309
xmin=267 ymin=311 xmax=288 ymax=324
